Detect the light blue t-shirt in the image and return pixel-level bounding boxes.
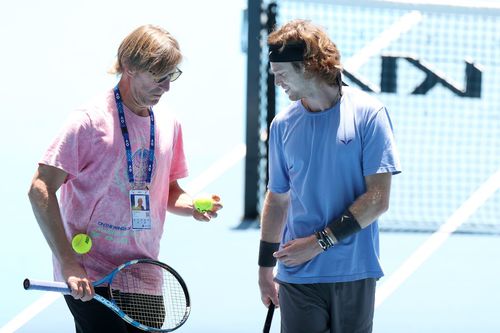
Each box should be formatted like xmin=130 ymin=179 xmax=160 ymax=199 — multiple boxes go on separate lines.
xmin=268 ymin=86 xmax=401 ymax=284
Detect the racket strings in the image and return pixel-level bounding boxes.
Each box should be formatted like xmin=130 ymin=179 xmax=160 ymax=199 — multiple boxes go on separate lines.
xmin=111 ymin=262 xmax=188 ymax=330
xmin=164 ymin=274 xmax=188 ymax=328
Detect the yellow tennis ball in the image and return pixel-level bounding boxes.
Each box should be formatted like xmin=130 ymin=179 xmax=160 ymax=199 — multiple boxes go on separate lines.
xmin=194 ymin=197 xmax=213 ymax=213
xmin=72 ymin=233 xmax=92 ymax=254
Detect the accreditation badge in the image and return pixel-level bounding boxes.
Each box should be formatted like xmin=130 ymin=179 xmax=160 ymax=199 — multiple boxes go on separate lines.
xmin=130 ymin=189 xmax=151 ymax=230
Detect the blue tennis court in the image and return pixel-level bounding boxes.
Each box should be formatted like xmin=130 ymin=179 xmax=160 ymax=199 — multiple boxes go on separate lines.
xmin=1 ymin=1 xmax=499 ymax=332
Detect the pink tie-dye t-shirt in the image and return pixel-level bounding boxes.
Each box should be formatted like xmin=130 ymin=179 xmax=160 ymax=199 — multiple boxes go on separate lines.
xmin=41 ymin=89 xmax=188 ymax=282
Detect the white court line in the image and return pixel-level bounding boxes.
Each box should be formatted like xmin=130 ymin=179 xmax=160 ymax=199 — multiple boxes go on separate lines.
xmin=184 ymin=143 xmax=246 ymax=194
xmin=0 ymin=294 xmax=61 ymax=333
xmin=375 ymin=169 xmax=500 ymax=308
xmin=343 ymin=10 xmax=423 ymax=72
xmin=382 ymin=0 xmax=500 ymax=10
xmin=0 ymin=143 xmax=246 ymax=333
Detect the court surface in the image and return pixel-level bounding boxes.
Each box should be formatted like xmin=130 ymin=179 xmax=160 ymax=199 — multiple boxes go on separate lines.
xmin=1 ymin=1 xmax=499 ymax=332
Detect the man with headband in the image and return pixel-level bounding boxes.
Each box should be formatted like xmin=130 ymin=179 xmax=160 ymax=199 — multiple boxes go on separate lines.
xmin=257 ymin=20 xmax=401 ymax=333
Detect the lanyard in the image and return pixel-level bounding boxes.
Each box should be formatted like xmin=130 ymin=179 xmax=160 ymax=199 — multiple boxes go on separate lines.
xmin=113 ymin=86 xmax=155 ymax=185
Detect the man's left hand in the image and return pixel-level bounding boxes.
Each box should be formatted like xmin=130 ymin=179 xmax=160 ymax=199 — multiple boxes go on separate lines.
xmin=273 ymin=235 xmax=323 ymax=266
xmin=192 ymin=194 xmax=223 ymax=222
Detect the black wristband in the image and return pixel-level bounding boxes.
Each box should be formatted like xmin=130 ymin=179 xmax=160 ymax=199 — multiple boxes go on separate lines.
xmin=326 ymin=209 xmax=361 ymax=242
xmin=258 ymin=240 xmax=280 ymax=267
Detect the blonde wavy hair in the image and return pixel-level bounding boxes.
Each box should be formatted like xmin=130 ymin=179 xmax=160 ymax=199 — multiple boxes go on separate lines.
xmin=109 ymin=24 xmax=182 ymax=77
xmin=268 ymin=19 xmax=342 ymax=87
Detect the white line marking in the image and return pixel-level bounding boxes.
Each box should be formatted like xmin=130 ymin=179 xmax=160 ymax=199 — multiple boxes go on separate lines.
xmin=382 ymin=0 xmax=500 ymax=9
xmin=0 ymin=293 xmax=61 ymax=333
xmin=344 ymin=11 xmax=422 ymax=73
xmin=375 ymin=169 xmax=500 ymax=308
xmin=185 ymin=143 xmax=247 ymax=195
xmin=1 ymin=144 xmax=247 ymax=332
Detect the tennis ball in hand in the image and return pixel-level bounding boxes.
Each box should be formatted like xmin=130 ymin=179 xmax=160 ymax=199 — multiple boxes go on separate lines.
xmin=193 ymin=196 xmax=214 ymax=213
xmin=72 ymin=233 xmax=92 ymax=254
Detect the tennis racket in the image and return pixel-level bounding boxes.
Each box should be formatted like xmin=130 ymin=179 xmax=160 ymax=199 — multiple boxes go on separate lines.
xmin=263 ymin=301 xmax=275 ymax=333
xmin=24 ymin=258 xmax=190 ymax=332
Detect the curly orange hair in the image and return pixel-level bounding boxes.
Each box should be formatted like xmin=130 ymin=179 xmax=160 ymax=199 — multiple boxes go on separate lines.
xmin=268 ymin=19 xmax=342 ymax=86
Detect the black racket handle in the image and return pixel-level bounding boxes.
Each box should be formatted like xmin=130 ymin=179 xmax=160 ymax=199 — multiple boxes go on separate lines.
xmin=263 ymin=302 xmax=275 ymax=333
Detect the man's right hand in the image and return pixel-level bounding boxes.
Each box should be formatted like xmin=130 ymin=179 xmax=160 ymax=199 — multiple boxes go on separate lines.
xmin=29 ymin=164 xmax=96 ymax=301
xmin=62 ymin=263 xmax=94 ymax=302
xmin=258 ymin=266 xmax=279 ymax=308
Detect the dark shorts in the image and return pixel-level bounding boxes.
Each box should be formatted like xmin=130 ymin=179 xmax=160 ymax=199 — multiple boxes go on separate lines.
xmin=278 ymin=278 xmax=376 ymax=333
xmin=64 ymin=287 xmax=165 ymax=333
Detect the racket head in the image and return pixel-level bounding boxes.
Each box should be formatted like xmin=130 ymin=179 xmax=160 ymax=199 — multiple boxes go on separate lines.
xmin=106 ymin=259 xmax=190 ymax=332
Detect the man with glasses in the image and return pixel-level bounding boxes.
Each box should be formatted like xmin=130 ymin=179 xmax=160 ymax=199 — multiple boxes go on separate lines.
xmin=28 ymin=24 xmax=222 ymax=332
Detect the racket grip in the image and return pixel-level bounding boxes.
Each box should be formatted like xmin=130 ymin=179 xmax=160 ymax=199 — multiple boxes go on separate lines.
xmin=23 ymin=278 xmax=71 ymax=294
xmin=263 ymin=302 xmax=275 ymax=333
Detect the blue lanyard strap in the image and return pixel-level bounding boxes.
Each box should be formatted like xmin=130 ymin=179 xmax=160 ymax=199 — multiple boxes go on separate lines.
xmin=113 ymin=86 xmax=155 ymax=185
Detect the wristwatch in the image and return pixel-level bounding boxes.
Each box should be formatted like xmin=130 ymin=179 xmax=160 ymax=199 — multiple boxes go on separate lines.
xmin=315 ymin=231 xmax=329 ymax=251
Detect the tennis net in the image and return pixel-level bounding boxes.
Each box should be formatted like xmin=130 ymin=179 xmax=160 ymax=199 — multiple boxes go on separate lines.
xmin=251 ymin=0 xmax=500 ymax=234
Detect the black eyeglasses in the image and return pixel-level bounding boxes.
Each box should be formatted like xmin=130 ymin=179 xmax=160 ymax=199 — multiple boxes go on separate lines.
xmin=151 ymin=68 xmax=182 ymax=84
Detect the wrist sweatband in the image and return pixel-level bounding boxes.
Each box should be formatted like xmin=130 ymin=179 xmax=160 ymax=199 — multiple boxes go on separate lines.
xmin=326 ymin=209 xmax=361 ymax=242
xmin=258 ymin=240 xmax=280 ymax=267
